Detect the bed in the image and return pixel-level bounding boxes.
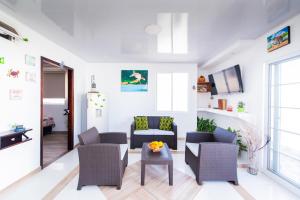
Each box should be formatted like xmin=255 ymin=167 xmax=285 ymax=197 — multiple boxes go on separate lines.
xmin=43 ymin=117 xmax=55 ymax=135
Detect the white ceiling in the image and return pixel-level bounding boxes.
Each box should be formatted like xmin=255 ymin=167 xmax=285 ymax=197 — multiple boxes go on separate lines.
xmin=1 ymin=0 xmax=300 ymax=64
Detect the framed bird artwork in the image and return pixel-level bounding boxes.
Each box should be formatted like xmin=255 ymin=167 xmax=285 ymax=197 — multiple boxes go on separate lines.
xmin=121 ymin=70 xmax=148 ymax=92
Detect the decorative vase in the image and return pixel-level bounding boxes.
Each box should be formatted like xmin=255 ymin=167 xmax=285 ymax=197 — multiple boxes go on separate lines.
xmin=247 ymin=148 xmax=258 ymax=175
xmin=198 ymin=75 xmax=206 ymax=83
xmin=239 ymin=150 xmax=248 ymax=160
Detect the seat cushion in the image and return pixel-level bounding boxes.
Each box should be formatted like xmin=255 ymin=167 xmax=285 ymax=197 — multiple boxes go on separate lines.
xmin=134 ymin=129 xmax=153 ymax=135
xmin=154 ymin=129 xmax=174 ymax=135
xmin=159 ymin=117 xmax=173 ymax=131
xmin=120 ymin=144 xmax=128 ymax=160
xmin=134 ymin=129 xmax=174 ymax=136
xmin=186 ymin=143 xmax=199 ymax=157
xmin=134 ymin=116 xmax=149 ymax=130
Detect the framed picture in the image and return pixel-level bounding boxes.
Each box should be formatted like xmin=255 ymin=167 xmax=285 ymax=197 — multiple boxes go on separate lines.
xmin=197 ymin=83 xmax=211 ymax=93
xmin=25 ymin=55 xmax=36 ymax=66
xmin=25 ymin=72 xmax=36 ymax=82
xmin=267 ymin=26 xmax=290 ymax=52
xmin=9 ymin=89 xmax=23 ymax=100
xmin=121 ymin=70 xmax=148 ymax=92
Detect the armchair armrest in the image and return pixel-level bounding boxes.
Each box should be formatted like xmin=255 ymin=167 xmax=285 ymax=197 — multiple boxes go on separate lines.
xmin=78 ymin=144 xmax=122 ymax=178
xmin=198 ymin=142 xmax=238 ymax=165
xmin=99 ymin=132 xmax=127 ymax=144
xmin=186 ymin=132 xmax=214 ymax=143
xmin=78 ymin=143 xmax=121 ymax=158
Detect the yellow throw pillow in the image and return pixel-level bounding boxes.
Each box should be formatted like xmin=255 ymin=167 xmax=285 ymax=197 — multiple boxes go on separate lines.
xmin=134 ymin=116 xmax=149 ymax=130
xmin=159 ymin=117 xmax=173 ymax=131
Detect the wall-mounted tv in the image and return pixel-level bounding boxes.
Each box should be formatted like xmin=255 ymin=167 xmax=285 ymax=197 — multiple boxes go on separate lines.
xmin=208 ymin=65 xmax=243 ymax=95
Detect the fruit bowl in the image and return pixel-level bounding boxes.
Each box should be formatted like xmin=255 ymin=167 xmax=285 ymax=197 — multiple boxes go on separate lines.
xmin=148 ymin=141 xmax=164 ymax=152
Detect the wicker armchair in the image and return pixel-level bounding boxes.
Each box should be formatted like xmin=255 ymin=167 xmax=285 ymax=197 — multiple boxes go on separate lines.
xmin=185 ymin=127 xmax=238 ymax=185
xmin=77 ymin=127 xmax=128 ymax=190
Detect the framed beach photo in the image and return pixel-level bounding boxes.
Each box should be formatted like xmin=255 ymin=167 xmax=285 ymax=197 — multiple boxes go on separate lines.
xmin=121 ymin=70 xmax=148 ymax=92
xmin=267 ymin=26 xmax=290 ymax=52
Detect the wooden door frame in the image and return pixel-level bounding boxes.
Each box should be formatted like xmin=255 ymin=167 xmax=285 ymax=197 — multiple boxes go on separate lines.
xmin=40 ymin=56 xmax=74 ymax=168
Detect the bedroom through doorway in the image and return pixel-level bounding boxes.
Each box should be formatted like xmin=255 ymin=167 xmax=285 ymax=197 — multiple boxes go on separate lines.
xmin=40 ymin=57 xmax=74 ymax=168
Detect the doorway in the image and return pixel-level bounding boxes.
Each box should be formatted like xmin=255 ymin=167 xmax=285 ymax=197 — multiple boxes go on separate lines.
xmin=40 ymin=57 xmax=74 ymax=168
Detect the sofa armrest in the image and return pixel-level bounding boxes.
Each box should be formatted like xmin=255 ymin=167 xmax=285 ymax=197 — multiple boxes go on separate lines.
xmin=172 ymin=122 xmax=177 ymax=135
xmin=130 ymin=122 xmax=135 ymax=149
xmin=131 ymin=122 xmax=135 ymax=135
xmin=172 ymin=122 xmax=178 ymax=149
xmin=186 ymin=132 xmax=214 ymax=143
xmin=99 ymin=132 xmax=127 ymax=144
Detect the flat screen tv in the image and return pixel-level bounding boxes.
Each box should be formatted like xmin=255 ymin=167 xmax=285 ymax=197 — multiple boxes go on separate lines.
xmin=208 ymin=65 xmax=243 ymax=95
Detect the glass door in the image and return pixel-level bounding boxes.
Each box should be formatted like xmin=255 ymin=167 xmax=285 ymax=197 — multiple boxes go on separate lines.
xmin=268 ymin=56 xmax=300 ymax=188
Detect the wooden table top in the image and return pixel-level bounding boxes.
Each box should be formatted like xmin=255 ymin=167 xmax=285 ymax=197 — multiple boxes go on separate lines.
xmin=141 ymin=143 xmax=173 ymax=163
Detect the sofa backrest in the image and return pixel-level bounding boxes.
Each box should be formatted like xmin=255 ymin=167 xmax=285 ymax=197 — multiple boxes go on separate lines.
xmin=213 ymin=127 xmax=237 ymax=144
xmin=147 ymin=116 xmax=171 ymax=129
xmin=147 ymin=116 xmax=161 ymax=129
xmin=135 ymin=116 xmax=171 ymax=129
xmin=78 ymin=127 xmax=100 ymax=145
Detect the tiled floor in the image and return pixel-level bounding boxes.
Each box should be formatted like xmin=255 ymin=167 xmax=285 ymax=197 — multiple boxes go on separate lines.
xmin=0 ymin=148 xmax=299 ymax=200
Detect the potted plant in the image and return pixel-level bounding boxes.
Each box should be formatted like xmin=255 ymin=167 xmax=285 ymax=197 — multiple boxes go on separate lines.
xmin=227 ymin=127 xmax=247 ymax=155
xmin=237 ymin=101 xmax=245 ymax=112
xmin=197 ymin=117 xmax=217 ymax=133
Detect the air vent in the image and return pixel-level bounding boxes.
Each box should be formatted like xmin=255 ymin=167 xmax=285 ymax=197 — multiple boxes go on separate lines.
xmin=0 ymin=20 xmax=20 ymax=41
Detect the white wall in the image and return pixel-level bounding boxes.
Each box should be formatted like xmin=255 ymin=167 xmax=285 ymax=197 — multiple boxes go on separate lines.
xmin=197 ymin=14 xmax=300 ymax=193
xmin=0 ymin=9 xmax=87 ymax=190
xmin=198 ymin=13 xmax=300 ymax=132
xmin=43 ymin=104 xmax=68 ymax=132
xmin=86 ymin=63 xmax=198 ymax=137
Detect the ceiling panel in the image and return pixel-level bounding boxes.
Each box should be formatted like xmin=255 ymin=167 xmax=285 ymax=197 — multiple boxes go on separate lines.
xmin=0 ymin=0 xmax=299 ymax=64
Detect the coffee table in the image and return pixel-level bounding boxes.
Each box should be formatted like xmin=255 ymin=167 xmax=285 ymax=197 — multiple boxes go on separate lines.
xmin=141 ymin=143 xmax=173 ymax=186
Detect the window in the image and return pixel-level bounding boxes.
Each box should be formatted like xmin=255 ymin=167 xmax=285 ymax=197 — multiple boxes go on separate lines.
xmin=43 ymin=98 xmax=66 ymax=105
xmin=157 ymin=73 xmax=188 ymax=112
xmin=268 ymin=56 xmax=300 ymax=188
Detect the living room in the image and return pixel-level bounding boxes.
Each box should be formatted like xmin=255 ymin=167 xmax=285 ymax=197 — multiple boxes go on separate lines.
xmin=0 ymin=1 xmax=300 ymax=199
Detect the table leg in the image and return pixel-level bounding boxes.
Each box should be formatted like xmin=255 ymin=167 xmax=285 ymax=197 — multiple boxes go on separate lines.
xmin=168 ymin=161 xmax=173 ymax=186
xmin=141 ymin=162 xmax=145 ymax=186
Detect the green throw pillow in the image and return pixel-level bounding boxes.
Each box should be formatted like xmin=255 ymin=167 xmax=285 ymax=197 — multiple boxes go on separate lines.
xmin=159 ymin=117 xmax=174 ymax=131
xmin=134 ymin=116 xmax=149 ymax=130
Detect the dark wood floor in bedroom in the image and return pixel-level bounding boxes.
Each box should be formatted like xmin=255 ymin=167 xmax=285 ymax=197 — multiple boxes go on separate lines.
xmin=43 ymin=132 xmax=68 ymax=166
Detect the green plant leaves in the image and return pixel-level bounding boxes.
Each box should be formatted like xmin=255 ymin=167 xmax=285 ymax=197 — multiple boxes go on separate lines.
xmin=227 ymin=127 xmax=247 ymax=152
xmin=197 ymin=117 xmax=216 ymax=133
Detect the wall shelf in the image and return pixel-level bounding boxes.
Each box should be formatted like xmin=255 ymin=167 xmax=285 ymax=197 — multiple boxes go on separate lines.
xmin=197 ymin=82 xmax=211 ymax=93
xmin=0 ymin=129 xmax=33 ymax=150
xmin=197 ymin=107 xmax=254 ymax=123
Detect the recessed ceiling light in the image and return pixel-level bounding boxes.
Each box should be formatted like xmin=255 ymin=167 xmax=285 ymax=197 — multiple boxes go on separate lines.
xmin=145 ymin=24 xmax=161 ymax=35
